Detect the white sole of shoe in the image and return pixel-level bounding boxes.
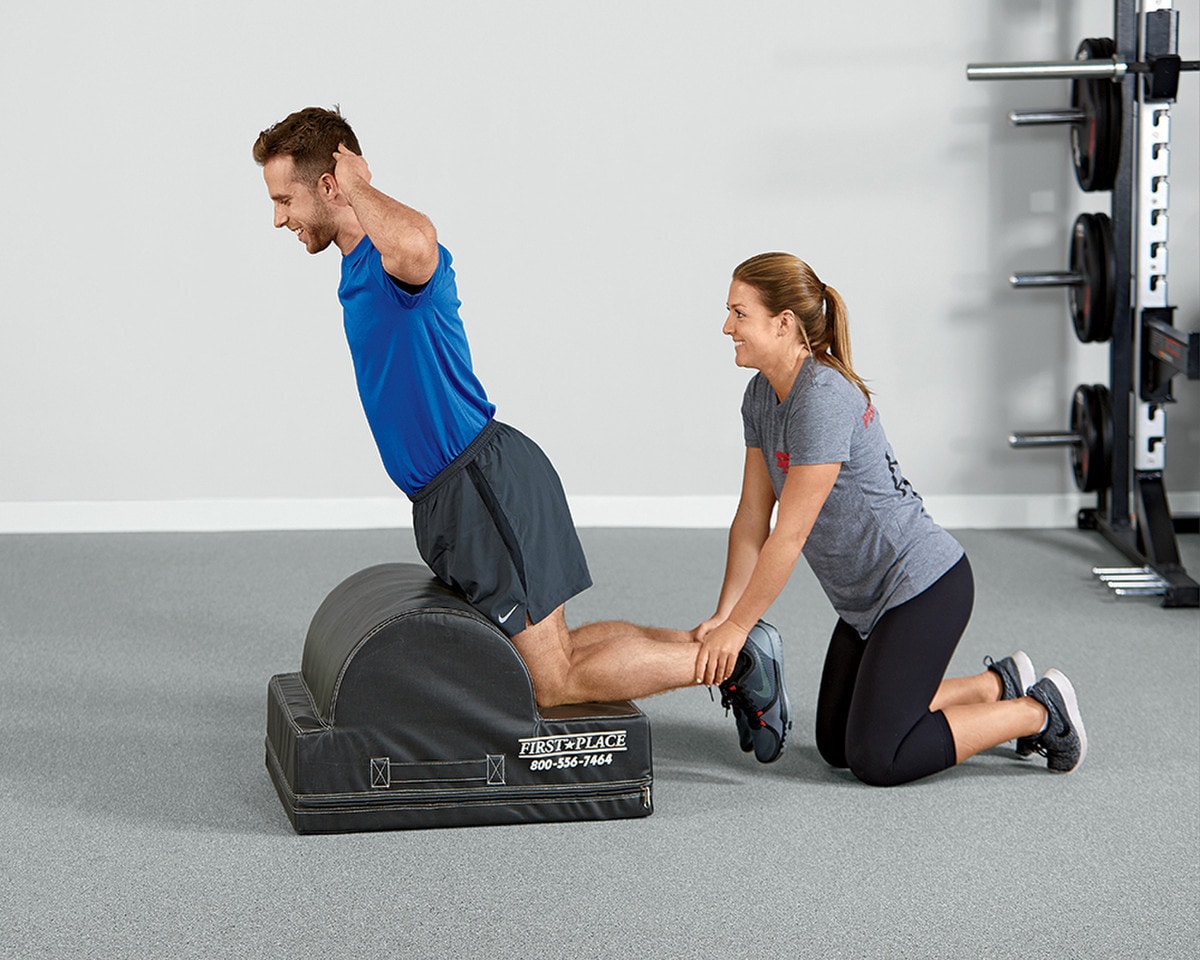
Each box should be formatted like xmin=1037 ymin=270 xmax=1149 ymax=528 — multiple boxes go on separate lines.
xmin=1012 ymin=650 xmax=1037 ymax=692
xmin=1044 ymin=667 xmax=1087 ymax=772
xmin=1011 ymin=650 xmax=1038 ymax=758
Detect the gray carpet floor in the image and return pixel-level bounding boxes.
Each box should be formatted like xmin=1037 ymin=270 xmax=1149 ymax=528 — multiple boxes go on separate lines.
xmin=2 ymin=526 xmax=1197 ymax=959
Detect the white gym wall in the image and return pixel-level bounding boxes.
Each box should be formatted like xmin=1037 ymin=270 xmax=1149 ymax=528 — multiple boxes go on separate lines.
xmin=1 ymin=0 xmax=1196 ymax=532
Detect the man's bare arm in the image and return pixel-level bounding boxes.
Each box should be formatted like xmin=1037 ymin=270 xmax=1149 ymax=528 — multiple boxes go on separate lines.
xmin=332 ymin=143 xmax=439 ymax=285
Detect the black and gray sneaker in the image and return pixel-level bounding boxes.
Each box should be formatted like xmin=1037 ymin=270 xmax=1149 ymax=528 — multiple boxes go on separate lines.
xmin=718 ymin=621 xmax=791 ymax=763
xmin=719 ymin=688 xmax=754 ymax=753
xmin=985 ymin=650 xmax=1038 ymax=757
xmin=1027 ymin=668 xmax=1087 ymax=773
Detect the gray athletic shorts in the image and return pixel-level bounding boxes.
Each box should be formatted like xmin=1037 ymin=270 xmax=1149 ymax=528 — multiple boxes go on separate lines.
xmin=411 ymin=420 xmax=593 ymax=637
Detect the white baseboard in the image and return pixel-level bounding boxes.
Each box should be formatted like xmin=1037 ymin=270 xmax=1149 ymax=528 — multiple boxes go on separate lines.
xmin=0 ymin=492 xmax=1196 ymax=535
xmin=0 ymin=498 xmax=412 ymax=534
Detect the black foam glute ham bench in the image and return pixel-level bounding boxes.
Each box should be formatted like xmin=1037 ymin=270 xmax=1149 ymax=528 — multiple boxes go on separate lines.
xmin=265 ymin=563 xmax=653 ymax=833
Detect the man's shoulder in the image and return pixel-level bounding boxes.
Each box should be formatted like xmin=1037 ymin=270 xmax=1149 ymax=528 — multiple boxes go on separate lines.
xmin=346 ymin=241 xmax=456 ymax=299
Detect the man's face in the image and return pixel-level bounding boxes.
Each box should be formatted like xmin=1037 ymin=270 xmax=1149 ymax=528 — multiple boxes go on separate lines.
xmin=262 ymin=155 xmax=338 ymax=254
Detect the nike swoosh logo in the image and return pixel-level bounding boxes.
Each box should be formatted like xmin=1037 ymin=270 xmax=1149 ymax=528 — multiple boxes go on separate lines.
xmin=746 ymin=643 xmax=776 ymax=700
xmin=498 ymin=604 xmax=520 ymax=624
xmin=750 ymin=673 xmax=774 ymax=700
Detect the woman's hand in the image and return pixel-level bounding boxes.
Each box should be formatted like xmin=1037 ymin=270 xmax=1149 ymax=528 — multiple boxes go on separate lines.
xmin=693 ymin=620 xmax=749 ymax=687
xmin=691 ymin=615 xmax=724 ymax=644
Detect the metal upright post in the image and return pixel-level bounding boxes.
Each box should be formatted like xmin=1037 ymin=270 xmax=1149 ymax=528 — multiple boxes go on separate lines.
xmin=1131 ymin=1 xmax=1199 ymax=606
xmin=1098 ymin=0 xmax=1138 ymax=540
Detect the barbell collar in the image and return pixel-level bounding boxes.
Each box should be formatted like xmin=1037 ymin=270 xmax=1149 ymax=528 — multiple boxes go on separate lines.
xmin=1008 ymin=431 xmax=1082 ymax=448
xmin=967 ymin=58 xmax=1127 ymax=82
xmin=1009 ymin=109 xmax=1087 ymax=126
xmin=1010 ymin=271 xmax=1084 ymax=288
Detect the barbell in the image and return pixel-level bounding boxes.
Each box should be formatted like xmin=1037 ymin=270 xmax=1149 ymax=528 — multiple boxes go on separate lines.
xmin=968 ymin=38 xmax=1199 ymax=192
xmin=974 ymin=38 xmax=1121 ymax=191
xmin=967 ymin=41 xmax=1199 ymax=83
xmin=1009 ymin=383 xmax=1112 ymax=493
xmin=1010 ymin=211 xmax=1115 ymax=343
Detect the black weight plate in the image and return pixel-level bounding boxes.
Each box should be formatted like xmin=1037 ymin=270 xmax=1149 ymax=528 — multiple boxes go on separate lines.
xmin=1070 ymin=38 xmax=1122 ymax=192
xmin=1068 ymin=212 xmax=1115 ymax=342
xmin=1069 ymin=386 xmax=1087 ymax=490
xmin=1090 ymin=383 xmax=1112 ymax=493
xmin=1070 ymin=383 xmax=1111 ymax=492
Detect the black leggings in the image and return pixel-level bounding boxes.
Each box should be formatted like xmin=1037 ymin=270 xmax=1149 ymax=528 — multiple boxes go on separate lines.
xmin=815 ymin=555 xmax=974 ymax=786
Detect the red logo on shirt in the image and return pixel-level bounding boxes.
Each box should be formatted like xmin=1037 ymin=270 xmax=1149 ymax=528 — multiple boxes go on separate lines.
xmin=775 ymin=451 xmax=790 ymax=474
xmin=863 ymin=404 xmax=877 ymax=429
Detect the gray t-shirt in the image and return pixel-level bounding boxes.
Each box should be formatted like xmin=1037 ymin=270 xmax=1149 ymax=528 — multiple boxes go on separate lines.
xmin=742 ymin=359 xmax=963 ymax=637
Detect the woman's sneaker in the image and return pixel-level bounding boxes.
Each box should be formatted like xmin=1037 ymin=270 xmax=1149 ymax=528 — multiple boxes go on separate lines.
xmin=1026 ymin=668 xmax=1087 ymax=773
xmin=718 ymin=621 xmax=791 ymax=763
xmin=985 ymin=650 xmax=1038 ymax=757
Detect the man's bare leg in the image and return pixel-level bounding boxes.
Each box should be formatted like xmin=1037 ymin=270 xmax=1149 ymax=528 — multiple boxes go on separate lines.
xmin=510 ymin=607 xmax=699 ymax=708
xmin=570 ymin=620 xmax=696 ymax=648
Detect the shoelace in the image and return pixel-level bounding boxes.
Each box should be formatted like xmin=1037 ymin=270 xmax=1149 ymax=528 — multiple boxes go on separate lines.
xmin=716 ymin=682 xmax=765 ymax=728
xmin=706 ymin=683 xmax=735 ymax=714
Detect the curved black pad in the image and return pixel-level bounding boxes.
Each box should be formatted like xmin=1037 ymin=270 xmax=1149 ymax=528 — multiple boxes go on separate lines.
xmin=300 ymin=563 xmax=536 ymax=730
xmin=265 ymin=563 xmax=653 ymax=833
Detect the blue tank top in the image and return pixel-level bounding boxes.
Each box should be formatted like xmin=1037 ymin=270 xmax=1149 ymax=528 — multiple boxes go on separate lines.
xmin=338 ymin=238 xmax=495 ymax=496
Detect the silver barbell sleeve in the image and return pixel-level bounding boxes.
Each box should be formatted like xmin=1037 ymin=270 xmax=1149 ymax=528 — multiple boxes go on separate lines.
xmin=1010 ymin=271 xmax=1084 ymax=288
xmin=1008 ymin=432 xmax=1082 ymax=448
xmin=1009 ymin=109 xmax=1088 ymax=126
xmin=967 ymin=59 xmax=1127 ymax=82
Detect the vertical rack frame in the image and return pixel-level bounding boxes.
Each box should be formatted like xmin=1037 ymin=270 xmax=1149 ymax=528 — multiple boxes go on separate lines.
xmin=967 ymin=0 xmax=1199 ymax=607
xmin=1092 ymin=0 xmax=1199 ymax=606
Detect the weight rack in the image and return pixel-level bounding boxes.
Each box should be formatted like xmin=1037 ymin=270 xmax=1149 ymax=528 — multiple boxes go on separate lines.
xmin=968 ymin=0 xmax=1199 ymax=607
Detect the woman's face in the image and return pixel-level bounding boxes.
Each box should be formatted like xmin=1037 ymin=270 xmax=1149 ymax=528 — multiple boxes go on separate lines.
xmin=723 ymin=279 xmax=789 ymax=370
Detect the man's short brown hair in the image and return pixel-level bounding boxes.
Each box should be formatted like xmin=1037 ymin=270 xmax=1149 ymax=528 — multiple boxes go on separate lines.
xmin=252 ymin=106 xmax=361 ymax=185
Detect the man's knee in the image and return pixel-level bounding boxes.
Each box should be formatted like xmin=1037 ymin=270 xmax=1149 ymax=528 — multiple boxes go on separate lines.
xmin=511 ymin=610 xmax=576 ymax=708
xmin=529 ymin=681 xmax=569 ymax=710
xmin=519 ymin=652 xmax=572 ymax=709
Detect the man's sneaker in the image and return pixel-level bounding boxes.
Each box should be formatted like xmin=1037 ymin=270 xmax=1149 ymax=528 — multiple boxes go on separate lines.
xmin=718 ymin=621 xmax=791 ymax=763
xmin=1026 ymin=668 xmax=1087 ymax=773
xmin=719 ymin=687 xmax=754 ymax=753
xmin=985 ymin=650 xmax=1038 ymax=757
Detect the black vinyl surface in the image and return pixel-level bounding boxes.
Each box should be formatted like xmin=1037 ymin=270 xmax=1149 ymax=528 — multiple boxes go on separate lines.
xmin=266 ymin=563 xmax=653 ymax=833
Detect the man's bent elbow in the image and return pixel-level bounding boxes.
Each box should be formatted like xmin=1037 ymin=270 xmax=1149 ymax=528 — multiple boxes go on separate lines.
xmin=383 ymin=230 xmax=439 ymax=286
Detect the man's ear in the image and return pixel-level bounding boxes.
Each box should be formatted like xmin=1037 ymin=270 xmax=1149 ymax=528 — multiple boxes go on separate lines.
xmin=317 ymin=170 xmax=338 ymax=200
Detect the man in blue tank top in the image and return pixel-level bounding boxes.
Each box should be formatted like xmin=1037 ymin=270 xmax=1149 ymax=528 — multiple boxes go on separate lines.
xmin=252 ymin=108 xmax=777 ymax=742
